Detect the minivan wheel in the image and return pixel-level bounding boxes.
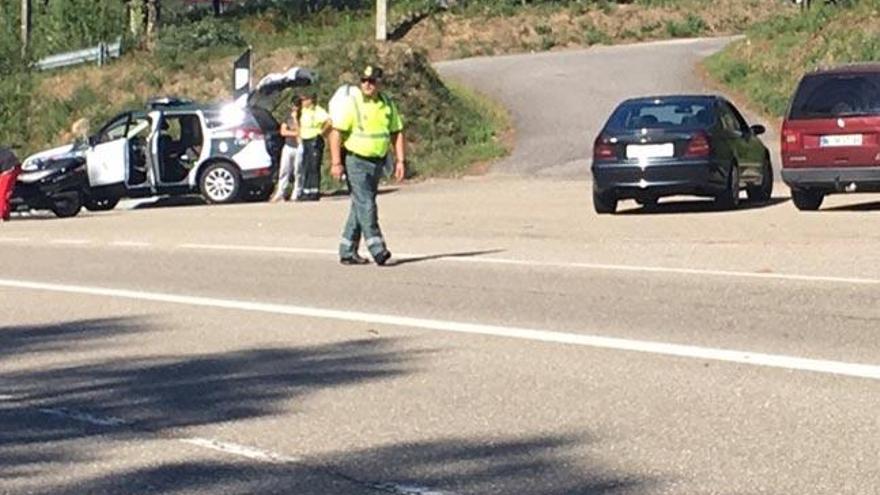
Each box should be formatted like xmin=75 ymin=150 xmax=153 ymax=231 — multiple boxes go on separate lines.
xmin=747 ymin=158 xmax=773 ymax=203
xmin=593 ymin=190 xmax=618 ymax=214
xmin=200 ymin=162 xmax=241 ymax=204
xmin=791 ymin=188 xmax=824 ymax=211
xmin=50 ymin=192 xmax=82 ymax=218
xmin=715 ymin=164 xmax=740 ymax=210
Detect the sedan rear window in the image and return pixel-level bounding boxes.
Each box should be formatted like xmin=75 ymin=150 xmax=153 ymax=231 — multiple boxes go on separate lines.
xmin=789 ymin=73 xmax=880 ymax=119
xmin=605 ymin=100 xmax=714 ymax=131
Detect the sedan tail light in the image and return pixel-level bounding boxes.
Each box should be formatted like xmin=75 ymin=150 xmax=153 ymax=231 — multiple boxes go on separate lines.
xmin=684 ymin=132 xmax=711 ymax=158
xmin=593 ymin=135 xmax=615 ymax=160
xmin=781 ymin=126 xmax=802 ymax=153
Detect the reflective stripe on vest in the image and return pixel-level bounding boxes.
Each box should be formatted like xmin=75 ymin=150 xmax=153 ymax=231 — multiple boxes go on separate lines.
xmin=345 ymin=91 xmax=392 ymax=156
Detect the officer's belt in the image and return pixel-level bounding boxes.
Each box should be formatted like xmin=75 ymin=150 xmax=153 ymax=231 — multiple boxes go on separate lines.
xmin=347 ymin=151 xmax=387 ymax=164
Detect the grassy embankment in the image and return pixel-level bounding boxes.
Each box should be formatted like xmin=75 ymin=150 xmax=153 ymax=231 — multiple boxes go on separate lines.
xmin=705 ymin=0 xmax=880 ymax=120
xmin=3 ymin=0 xmax=791 ymax=183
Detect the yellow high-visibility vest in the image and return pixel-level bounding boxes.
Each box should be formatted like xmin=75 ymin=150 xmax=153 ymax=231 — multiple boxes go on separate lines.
xmin=299 ymin=105 xmax=329 ymax=140
xmin=332 ymin=89 xmax=403 ymax=158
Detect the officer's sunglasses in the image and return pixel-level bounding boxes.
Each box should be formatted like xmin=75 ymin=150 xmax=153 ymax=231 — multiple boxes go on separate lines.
xmin=360 ymin=77 xmax=380 ymax=85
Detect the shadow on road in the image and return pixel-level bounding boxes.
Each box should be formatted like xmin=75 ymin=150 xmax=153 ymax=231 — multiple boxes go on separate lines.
xmin=28 ymin=435 xmax=656 ymax=495
xmin=1 ymin=317 xmax=420 ymax=491
xmin=617 ymin=197 xmax=789 ymax=215
xmin=131 ymin=195 xmax=207 ymax=210
xmin=392 ymin=248 xmax=507 ymax=266
xmin=821 ymin=200 xmax=880 ymax=212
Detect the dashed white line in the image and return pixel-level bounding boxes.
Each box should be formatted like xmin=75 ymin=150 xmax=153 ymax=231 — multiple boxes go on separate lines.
xmin=3 ymin=277 xmax=880 ymax=381
xmin=180 ymin=437 xmax=301 ymax=463
xmin=173 ymin=242 xmax=880 ymax=286
xmin=111 ymin=241 xmax=151 ymax=248
xmin=50 ymin=239 xmax=90 ymax=245
xmin=178 ymin=243 xmax=330 ymax=256
xmin=373 ymin=483 xmax=454 ymax=495
xmin=38 ymin=407 xmax=129 ymax=426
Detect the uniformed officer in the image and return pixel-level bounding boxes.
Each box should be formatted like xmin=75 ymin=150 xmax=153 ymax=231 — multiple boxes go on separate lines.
xmin=329 ymin=65 xmax=406 ymax=266
xmin=297 ymin=92 xmax=331 ymax=201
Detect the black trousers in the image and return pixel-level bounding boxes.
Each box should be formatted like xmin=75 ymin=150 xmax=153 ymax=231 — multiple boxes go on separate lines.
xmin=301 ymin=137 xmax=324 ymax=199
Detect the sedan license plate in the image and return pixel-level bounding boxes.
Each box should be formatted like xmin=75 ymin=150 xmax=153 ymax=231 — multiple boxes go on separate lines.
xmin=819 ymin=134 xmax=862 ymax=147
xmin=626 ymin=143 xmax=674 ymax=159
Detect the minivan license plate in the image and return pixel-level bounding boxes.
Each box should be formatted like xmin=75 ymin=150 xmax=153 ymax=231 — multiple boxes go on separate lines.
xmin=820 ymin=134 xmax=862 ymax=147
xmin=626 ymin=143 xmax=674 ymax=159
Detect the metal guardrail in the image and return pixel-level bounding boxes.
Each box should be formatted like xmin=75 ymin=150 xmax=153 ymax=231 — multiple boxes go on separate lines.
xmin=34 ymin=38 xmax=123 ymax=71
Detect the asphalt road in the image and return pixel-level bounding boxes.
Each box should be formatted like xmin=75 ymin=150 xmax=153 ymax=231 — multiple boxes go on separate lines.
xmin=2 ymin=38 xmax=880 ymax=494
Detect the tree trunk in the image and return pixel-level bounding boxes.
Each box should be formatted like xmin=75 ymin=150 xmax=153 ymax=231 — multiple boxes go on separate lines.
xmin=145 ymin=0 xmax=160 ymax=51
xmin=20 ymin=0 xmax=31 ymax=58
xmin=212 ymin=0 xmax=222 ymax=16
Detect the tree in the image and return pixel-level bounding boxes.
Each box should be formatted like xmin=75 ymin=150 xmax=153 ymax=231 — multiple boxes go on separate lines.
xmin=212 ymin=0 xmax=222 ymax=16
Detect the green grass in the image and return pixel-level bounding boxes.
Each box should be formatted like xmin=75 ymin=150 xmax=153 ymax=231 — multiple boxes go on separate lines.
xmin=705 ymin=0 xmax=880 ymax=118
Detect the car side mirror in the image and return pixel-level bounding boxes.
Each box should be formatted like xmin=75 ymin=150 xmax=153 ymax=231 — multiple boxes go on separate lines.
xmin=750 ymin=125 xmax=766 ymax=136
xmin=88 ymin=135 xmax=99 ymax=147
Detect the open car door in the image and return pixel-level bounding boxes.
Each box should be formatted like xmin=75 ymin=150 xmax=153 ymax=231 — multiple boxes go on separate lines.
xmin=85 ymin=113 xmax=132 ymax=187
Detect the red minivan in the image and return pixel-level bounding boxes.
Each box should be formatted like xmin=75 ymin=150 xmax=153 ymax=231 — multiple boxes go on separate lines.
xmin=781 ymin=64 xmax=880 ymax=210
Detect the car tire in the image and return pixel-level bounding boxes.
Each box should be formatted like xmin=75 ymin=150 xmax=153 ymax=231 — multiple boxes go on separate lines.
xmin=715 ymin=163 xmax=740 ymax=210
xmin=84 ymin=196 xmax=120 ymax=212
xmin=791 ymin=188 xmax=824 ymax=211
xmin=593 ymin=190 xmax=617 ymax=214
xmin=200 ymin=162 xmax=241 ymax=204
xmin=747 ymin=158 xmax=773 ymax=204
xmin=50 ymin=191 xmax=82 ymax=218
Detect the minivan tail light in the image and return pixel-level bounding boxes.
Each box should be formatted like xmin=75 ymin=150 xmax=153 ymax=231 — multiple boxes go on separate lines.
xmin=685 ymin=132 xmax=711 ymax=158
xmin=781 ymin=127 xmax=802 ymax=153
xmin=593 ymin=136 xmax=615 ymax=160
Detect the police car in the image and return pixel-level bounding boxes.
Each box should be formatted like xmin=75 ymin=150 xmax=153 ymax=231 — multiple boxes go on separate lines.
xmin=20 ymin=67 xmax=315 ymax=211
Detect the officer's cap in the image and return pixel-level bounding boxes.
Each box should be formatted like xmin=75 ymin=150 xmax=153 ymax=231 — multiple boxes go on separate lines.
xmin=361 ymin=65 xmax=384 ymax=81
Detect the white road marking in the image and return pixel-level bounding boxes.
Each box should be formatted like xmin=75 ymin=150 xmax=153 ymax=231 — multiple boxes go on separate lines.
xmin=373 ymin=483 xmax=454 ymax=495
xmin=50 ymin=239 xmax=90 ymax=245
xmin=38 ymin=407 xmax=129 ymax=426
xmin=7 ymin=239 xmax=880 ymax=286
xmin=111 ymin=241 xmax=151 ymax=248
xmin=3 ymin=278 xmax=880 ymax=381
xmin=35 ymin=406 xmax=452 ymax=492
xmin=175 ymin=242 xmax=880 ymax=286
xmin=179 ymin=243 xmax=331 ymax=256
xmin=0 ymin=237 xmax=30 ymax=243
xmin=180 ymin=437 xmax=301 ymax=463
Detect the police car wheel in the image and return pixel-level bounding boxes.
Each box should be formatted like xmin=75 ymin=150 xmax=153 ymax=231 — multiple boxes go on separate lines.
xmin=200 ymin=163 xmax=241 ymax=204
xmin=85 ymin=196 xmax=119 ymax=211
xmin=50 ymin=191 xmax=82 ymax=218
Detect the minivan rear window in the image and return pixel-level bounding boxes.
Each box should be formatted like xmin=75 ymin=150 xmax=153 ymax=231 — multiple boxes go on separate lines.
xmin=605 ymin=100 xmax=714 ymax=131
xmin=788 ymin=73 xmax=880 ymax=120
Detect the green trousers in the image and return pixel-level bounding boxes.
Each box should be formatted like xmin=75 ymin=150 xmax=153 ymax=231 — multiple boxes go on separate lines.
xmin=339 ymin=153 xmax=388 ymax=259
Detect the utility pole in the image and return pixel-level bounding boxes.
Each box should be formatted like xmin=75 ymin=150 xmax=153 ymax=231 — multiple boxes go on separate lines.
xmin=376 ymin=0 xmax=387 ymax=41
xmin=20 ymin=0 xmax=31 ymax=58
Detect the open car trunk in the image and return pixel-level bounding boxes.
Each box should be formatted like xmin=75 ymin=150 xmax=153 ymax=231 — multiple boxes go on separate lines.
xmin=239 ymin=67 xmax=316 ymax=172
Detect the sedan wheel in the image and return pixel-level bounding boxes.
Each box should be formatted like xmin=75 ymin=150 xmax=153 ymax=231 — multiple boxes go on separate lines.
xmin=593 ymin=190 xmax=617 ymax=214
xmin=200 ymin=163 xmax=241 ymax=204
xmin=715 ymin=164 xmax=740 ymax=210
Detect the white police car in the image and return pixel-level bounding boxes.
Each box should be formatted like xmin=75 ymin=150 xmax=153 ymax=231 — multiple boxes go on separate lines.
xmin=21 ymin=67 xmax=315 ymax=210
